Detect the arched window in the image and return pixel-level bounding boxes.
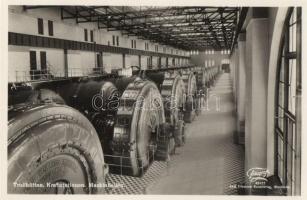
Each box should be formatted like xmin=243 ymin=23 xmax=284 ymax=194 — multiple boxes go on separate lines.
xmin=275 ymin=7 xmax=301 ymax=195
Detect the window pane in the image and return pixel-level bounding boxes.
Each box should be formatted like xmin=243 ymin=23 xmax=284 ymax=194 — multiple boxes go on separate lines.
xmin=280 ymin=58 xmax=285 ymax=82
xmin=278 ymin=107 xmax=284 ymax=130
xmin=278 ymin=134 xmax=284 ymax=159
xmin=90 ymin=30 xmax=94 ymax=42
xmin=279 ymin=82 xmax=284 ymax=107
xmin=293 ymin=124 xmax=296 ymax=150
xmin=38 ymin=18 xmax=44 ymax=35
xmin=287 ymin=145 xmax=293 ymax=184
xmin=289 ymin=26 xmax=293 ymax=52
xmin=84 ymin=29 xmax=88 ymax=41
xmin=278 ymin=158 xmax=284 ymax=183
xmin=40 ymin=51 xmax=47 ymax=70
xmin=48 ymin=20 xmax=53 ymax=36
xmin=289 ymin=23 xmax=297 ymax=52
xmin=282 ymin=41 xmax=286 ymax=57
xmin=287 ymin=121 xmax=293 ymax=149
xmin=288 ymin=59 xmax=297 ymax=114
xmin=30 ymin=51 xmax=37 ymax=70
xmin=278 ymin=134 xmax=284 ymax=184
xmin=290 ymin=8 xmax=297 ymax=25
xmin=292 ymin=149 xmax=296 ymax=183
xmin=293 ymin=23 xmax=296 ymax=52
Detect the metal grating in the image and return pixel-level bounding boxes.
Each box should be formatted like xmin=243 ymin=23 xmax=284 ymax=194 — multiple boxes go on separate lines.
xmin=222 ymin=142 xmax=245 ymax=194
xmin=105 ymin=161 xmax=167 ymax=194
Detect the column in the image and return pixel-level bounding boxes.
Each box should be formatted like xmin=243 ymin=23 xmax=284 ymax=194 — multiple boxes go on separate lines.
xmin=245 ymin=15 xmax=269 ymax=184
xmin=122 ymin=54 xmax=126 ymax=68
xmin=230 ymin=45 xmax=238 ymax=111
xmin=236 ymin=33 xmax=246 ymax=145
xmin=64 ymin=49 xmax=68 ymax=78
xmin=234 ymin=44 xmax=239 ymax=114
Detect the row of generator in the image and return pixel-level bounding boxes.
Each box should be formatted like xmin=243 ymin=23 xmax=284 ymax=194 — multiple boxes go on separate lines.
xmin=8 ymin=65 xmax=220 ymax=194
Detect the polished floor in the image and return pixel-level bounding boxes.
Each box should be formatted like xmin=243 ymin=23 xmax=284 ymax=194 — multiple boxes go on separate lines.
xmin=147 ymin=73 xmax=245 ymax=195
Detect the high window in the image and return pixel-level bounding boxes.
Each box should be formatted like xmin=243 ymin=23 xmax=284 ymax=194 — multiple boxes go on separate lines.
xmin=112 ymin=35 xmax=115 ymax=45
xmin=40 ymin=51 xmax=47 ymax=71
xmin=37 ymin=18 xmax=44 ymax=35
xmin=275 ymin=7 xmax=301 ymax=195
xmin=48 ymin=20 xmax=53 ymax=36
xmin=84 ymin=29 xmax=88 ymax=41
xmin=90 ymin=30 xmax=94 ymax=42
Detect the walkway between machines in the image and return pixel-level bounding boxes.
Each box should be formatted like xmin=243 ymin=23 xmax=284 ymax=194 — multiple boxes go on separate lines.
xmin=146 ymin=73 xmax=245 ymax=195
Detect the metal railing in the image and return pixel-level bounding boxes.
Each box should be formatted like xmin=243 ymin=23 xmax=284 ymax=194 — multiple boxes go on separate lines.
xmin=15 ymin=69 xmax=56 ymax=82
xmin=14 ymin=67 xmax=106 ymax=83
xmin=92 ymin=67 xmax=105 ymax=74
xmin=67 ymin=67 xmax=104 ymax=77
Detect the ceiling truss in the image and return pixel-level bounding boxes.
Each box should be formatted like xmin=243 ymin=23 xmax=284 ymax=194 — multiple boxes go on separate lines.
xmin=24 ymin=6 xmax=239 ymax=51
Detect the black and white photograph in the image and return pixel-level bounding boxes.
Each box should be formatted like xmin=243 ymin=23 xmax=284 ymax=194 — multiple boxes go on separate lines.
xmin=2 ymin=1 xmax=305 ymax=198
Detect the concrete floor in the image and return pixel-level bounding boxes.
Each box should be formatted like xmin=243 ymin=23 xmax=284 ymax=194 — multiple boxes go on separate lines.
xmin=147 ymin=73 xmax=245 ymax=195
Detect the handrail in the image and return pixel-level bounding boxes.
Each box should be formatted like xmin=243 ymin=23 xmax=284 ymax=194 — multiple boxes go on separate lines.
xmin=13 ymin=67 xmax=106 ymax=83
xmin=12 ymin=65 xmax=219 ymax=83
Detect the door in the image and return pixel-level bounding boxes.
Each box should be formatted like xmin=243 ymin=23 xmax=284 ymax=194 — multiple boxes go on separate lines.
xmin=97 ymin=53 xmax=102 ymax=68
xmin=30 ymin=51 xmax=37 ymax=70
xmin=166 ymin=57 xmax=169 ymax=68
xmin=40 ymin=51 xmax=47 ymax=71
xmin=158 ymin=57 xmax=161 ymax=68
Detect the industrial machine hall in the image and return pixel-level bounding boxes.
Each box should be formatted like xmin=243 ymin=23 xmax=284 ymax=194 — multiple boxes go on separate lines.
xmin=4 ymin=4 xmax=303 ymax=197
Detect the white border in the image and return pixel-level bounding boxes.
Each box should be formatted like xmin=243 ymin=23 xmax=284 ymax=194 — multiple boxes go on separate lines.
xmin=1 ymin=1 xmax=306 ymax=200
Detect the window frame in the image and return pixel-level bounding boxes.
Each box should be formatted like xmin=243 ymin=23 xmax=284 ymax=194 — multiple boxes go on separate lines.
xmin=29 ymin=51 xmax=37 ymax=70
xmin=112 ymin=35 xmax=115 ymax=45
xmin=274 ymin=7 xmax=301 ymax=195
xmin=48 ymin=20 xmax=53 ymax=36
xmin=37 ymin=18 xmax=44 ymax=35
xmin=90 ymin=30 xmax=94 ymax=42
xmin=40 ymin=51 xmax=47 ymax=70
xmin=84 ymin=29 xmax=88 ymax=41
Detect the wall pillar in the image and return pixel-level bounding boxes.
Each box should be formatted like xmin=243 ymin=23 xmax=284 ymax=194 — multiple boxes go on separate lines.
xmin=245 ymin=17 xmax=269 ymax=186
xmin=236 ymin=33 xmax=246 ymax=145
xmin=234 ymin=44 xmax=239 ymax=114
xmin=230 ymin=45 xmax=238 ymax=113
xmin=230 ymin=45 xmax=239 ymax=144
xmin=122 ymin=54 xmax=126 ymax=68
xmin=64 ymin=49 xmax=68 ymax=78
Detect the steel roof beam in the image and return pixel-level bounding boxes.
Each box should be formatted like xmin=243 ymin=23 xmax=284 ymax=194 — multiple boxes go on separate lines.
xmin=49 ymin=6 xmax=239 ymax=50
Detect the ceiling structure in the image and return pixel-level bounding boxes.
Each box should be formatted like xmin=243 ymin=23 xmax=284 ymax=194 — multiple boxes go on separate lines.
xmin=24 ymin=6 xmax=240 ymax=51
